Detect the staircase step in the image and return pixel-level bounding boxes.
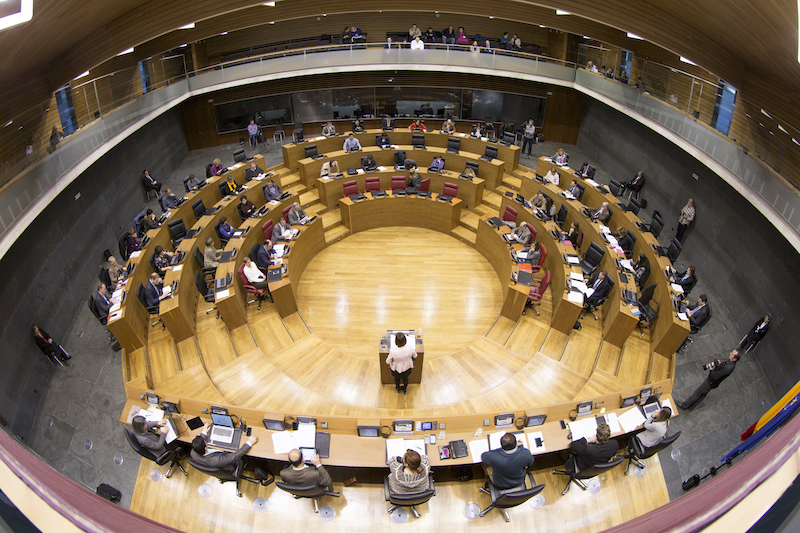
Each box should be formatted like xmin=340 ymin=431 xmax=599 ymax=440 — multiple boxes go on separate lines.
xmin=474 ymin=204 xmax=499 ymax=217
xmin=482 ymin=191 xmax=503 ymax=209
xmin=451 ymin=225 xmax=476 ymax=245
xmin=324 ymin=225 xmax=350 ymax=244
xmin=496 ymin=185 xmax=515 ymax=197
xmin=459 ymin=211 xmax=480 ymax=231
xmin=298 ymin=190 xmax=319 ymax=207
xmin=280 ymin=174 xmax=300 ymax=187
xmin=502 ymin=176 xmax=522 ymax=189
xmin=321 ymin=209 xmax=342 ymax=230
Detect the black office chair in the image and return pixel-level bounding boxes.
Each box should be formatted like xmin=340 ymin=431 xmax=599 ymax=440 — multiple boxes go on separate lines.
xmin=305 ymin=144 xmax=318 ymax=158
xmin=579 ymin=242 xmax=605 ymax=276
xmin=618 ymin=197 xmax=641 ymax=216
xmin=97 ymin=265 xmax=112 ymax=289
xmin=580 ymin=276 xmax=616 ymax=321
xmin=460 ymin=160 xmax=480 ymax=180
xmin=194 ymin=271 xmax=218 ymax=318
xmin=681 ymin=302 xmax=712 ymax=351
xmin=623 ymin=431 xmax=681 ymax=475
xmin=124 ymin=429 xmax=188 ymax=479
xmin=637 ymin=283 xmax=659 ymax=337
xmin=149 ymin=251 xmax=165 ymax=278
xmin=637 ymin=210 xmax=664 ymax=238
xmin=168 ymin=218 xmax=187 ymax=248
xmin=136 ymin=282 xmax=164 ymax=330
xmin=275 ymin=481 xmax=340 ymax=514
xmin=412 ymin=134 xmax=425 ymax=149
xmin=478 ymin=472 xmax=545 ymax=522
xmin=480 ymin=145 xmax=499 ymax=161
xmin=194 ymin=246 xmax=216 ymax=279
xmin=627 ymin=176 xmax=645 ymax=200
xmin=446 ymin=137 xmax=460 ymax=154
xmin=555 ymin=204 xmax=568 ymax=228
xmin=653 ymin=238 xmax=682 ymax=263
xmin=584 ymin=165 xmax=596 ymax=179
xmin=233 ymin=148 xmax=247 ymax=163
xmin=384 ymin=473 xmax=435 ymax=519
xmin=608 ymin=179 xmax=623 ymax=197
xmin=552 ymin=456 xmax=624 ymax=495
xmin=394 ymin=150 xmax=406 ymax=169
xmin=192 ymin=198 xmax=216 ymax=219
xmin=215 ymin=221 xmax=229 ymax=247
xmin=573 ymin=182 xmax=585 ymax=201
xmin=218 ymin=180 xmax=236 ymax=197
xmin=501 ymin=131 xmax=517 ymax=146
xmin=87 ymin=295 xmax=115 ymax=342
xmin=188 ymin=458 xmax=273 ymax=497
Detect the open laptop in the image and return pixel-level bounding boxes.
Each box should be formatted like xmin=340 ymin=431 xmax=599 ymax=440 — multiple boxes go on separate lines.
xmin=639 ymin=395 xmax=662 ymax=417
xmin=209 ymin=413 xmax=240 ymax=448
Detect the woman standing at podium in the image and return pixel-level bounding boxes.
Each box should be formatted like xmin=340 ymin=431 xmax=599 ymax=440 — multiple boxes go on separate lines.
xmin=386 ymin=332 xmax=417 ymax=394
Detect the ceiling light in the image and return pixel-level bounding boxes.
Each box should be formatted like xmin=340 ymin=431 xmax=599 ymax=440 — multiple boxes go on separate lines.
xmin=264 ymin=1 xmax=276 ymax=5
xmin=556 ymin=9 xmax=570 ymax=15
xmin=627 ymin=33 xmax=643 ymax=40
xmin=779 ymin=125 xmax=789 ymax=134
xmin=117 ymin=47 xmax=134 ymax=56
xmin=539 ymin=24 xmax=545 ymax=28
xmin=679 ymin=56 xmax=697 ymax=66
xmin=179 ymin=23 xmax=195 ymax=30
xmin=3 ymin=120 xmax=12 ymax=127
xmin=179 ymin=43 xmax=188 ymax=47
xmin=793 ymin=138 xmax=800 ymax=146
xmin=583 ymin=36 xmax=589 ymax=39
xmin=269 ymin=21 xmax=275 ymax=24
xmin=74 ymin=71 xmax=90 ymax=80
xmin=220 ymin=32 xmax=227 ymax=35
xmin=0 ymin=0 xmax=33 ymax=32
xmin=489 ymin=16 xmax=494 ymax=19
xmin=761 ymin=109 xmax=773 ymax=119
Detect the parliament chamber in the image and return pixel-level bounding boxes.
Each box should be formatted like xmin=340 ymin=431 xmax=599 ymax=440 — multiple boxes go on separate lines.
xmin=2 ymin=2 xmax=800 ymax=533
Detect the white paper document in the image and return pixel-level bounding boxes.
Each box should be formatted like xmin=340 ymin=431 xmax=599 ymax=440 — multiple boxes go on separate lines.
xmin=273 ymin=244 xmax=287 ymax=256
xmin=216 ymin=289 xmax=230 ymax=299
xmin=600 ymin=413 xmax=621 ymax=434
xmin=662 ymin=399 xmax=675 ymax=413
xmin=469 ymin=439 xmax=490 ymax=462
xmin=566 ymin=255 xmax=580 ymax=265
xmin=162 ymin=285 xmax=172 ymax=296
xmin=677 ymin=312 xmax=689 ymax=321
xmin=571 ymin=280 xmax=588 ymax=294
xmin=618 ymin=407 xmax=647 ymax=433
xmin=488 ymin=431 xmax=528 ymax=450
xmin=386 ymin=438 xmax=426 ymax=463
xmin=619 ymin=259 xmax=634 ymax=271
xmin=356 ymin=168 xmax=365 ymax=174
xmin=567 ymin=291 xmax=584 ymax=304
xmin=526 ymin=431 xmax=546 ymax=453
xmin=570 ymin=272 xmax=584 ymax=282
xmin=377 ymin=166 xmax=387 ymax=171
xmin=568 ymin=417 xmax=598 ymax=442
xmin=585 ymin=178 xmax=599 ymax=187
xmin=671 ymin=283 xmax=684 ymax=293
xmin=172 ymin=264 xmax=182 ymax=272
xmin=129 ymin=251 xmax=141 ymax=258
xmin=271 ymin=422 xmax=317 ymax=454
xmin=563 ymin=191 xmax=576 ymax=200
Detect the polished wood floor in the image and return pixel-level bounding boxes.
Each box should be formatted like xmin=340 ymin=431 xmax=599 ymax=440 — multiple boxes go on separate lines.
xmin=130 ymin=453 xmax=669 ymax=533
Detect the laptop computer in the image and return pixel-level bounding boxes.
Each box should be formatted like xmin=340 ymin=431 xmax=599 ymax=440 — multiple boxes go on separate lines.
xmin=209 ymin=413 xmax=236 ymax=445
xmin=640 ymin=395 xmax=662 ymax=417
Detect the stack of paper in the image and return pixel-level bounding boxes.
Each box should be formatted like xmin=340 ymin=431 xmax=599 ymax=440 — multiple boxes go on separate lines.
xmin=618 ymin=407 xmax=647 ymax=433
xmin=671 ymin=283 xmax=684 ymax=293
xmin=619 ymin=259 xmax=634 ymax=271
xmin=585 ymin=178 xmax=600 ymax=187
xmin=377 ymin=166 xmax=387 ymax=171
xmin=570 ymin=272 xmax=584 ymax=282
xmin=568 ymin=417 xmax=598 ymax=442
xmin=566 ymin=255 xmax=580 ymax=265
xmin=568 ymin=291 xmax=584 ymax=304
xmin=271 ymin=422 xmax=316 ymax=454
xmin=469 ymin=439 xmax=490 ymax=462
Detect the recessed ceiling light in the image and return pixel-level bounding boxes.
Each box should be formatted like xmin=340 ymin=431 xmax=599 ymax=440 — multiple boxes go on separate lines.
xmin=627 ymin=33 xmax=643 ymax=40
xmin=761 ymin=109 xmax=773 ymax=119
xmin=264 ymin=1 xmax=276 ymax=5
xmin=3 ymin=120 xmax=12 ymax=127
xmin=489 ymin=16 xmax=494 ymax=19
xmin=556 ymin=9 xmax=570 ymax=15
xmin=220 ymin=32 xmax=227 ymax=36
xmin=779 ymin=125 xmax=788 ymax=134
xmin=74 ymin=71 xmax=90 ymax=80
xmin=269 ymin=21 xmax=275 ymax=24
xmin=0 ymin=0 xmax=33 ymax=32
xmin=179 ymin=23 xmax=195 ymax=30
xmin=179 ymin=43 xmax=188 ymax=47
xmin=679 ymin=56 xmax=697 ymax=66
xmin=117 ymin=48 xmax=134 ymax=56
xmin=583 ymin=36 xmax=589 ymax=39
xmin=539 ymin=24 xmax=545 ymax=28
xmin=792 ymin=138 xmax=800 ymax=146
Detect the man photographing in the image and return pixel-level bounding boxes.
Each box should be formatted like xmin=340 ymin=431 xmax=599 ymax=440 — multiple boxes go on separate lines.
xmin=677 ymin=349 xmax=740 ymax=410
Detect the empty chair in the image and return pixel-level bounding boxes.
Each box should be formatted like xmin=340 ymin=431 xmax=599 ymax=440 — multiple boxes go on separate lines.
xmin=304 ymin=144 xmax=318 ymax=158
xmin=442 ymin=182 xmax=458 ymax=198
xmin=608 ymin=179 xmax=623 ymax=196
xmin=124 ymin=429 xmax=187 ymax=479
xmin=342 ymin=179 xmax=359 ymax=197
xmin=412 ymin=134 xmax=425 ymax=149
xmin=461 ymin=160 xmax=479 ymax=179
xmin=97 ymin=265 xmax=112 ymax=288
xmin=248 ymin=243 xmax=261 ymax=265
xmin=194 ymin=246 xmax=216 ymax=279
xmin=478 ymin=472 xmax=545 ymax=522
xmin=237 ymin=262 xmax=271 ymax=310
xmin=637 ymin=210 xmax=663 ymax=237
xmin=233 ymin=148 xmax=247 ymax=163
xmin=553 ymin=457 xmax=625 ymax=495
xmin=637 ymin=283 xmax=659 ymax=337
xmin=261 ymin=219 xmax=274 ymax=241
xmin=293 ymin=127 xmax=304 ymax=143
xmin=502 ymin=205 xmax=517 ymax=223
xmin=384 ymin=473 xmax=435 ymax=519
xmin=192 ymin=198 xmax=215 ymax=219
xmin=653 ymin=238 xmax=682 ymax=262
xmin=501 ymin=131 xmax=517 ymax=146
xmin=187 ymin=458 xmax=271 ymax=498
xmin=273 ymin=123 xmax=285 ymax=143
xmin=555 ymin=204 xmax=568 ymax=228
xmin=275 ymin=481 xmax=340 ymax=515
xmin=621 ymin=197 xmax=641 ymax=215
xmin=365 ymin=176 xmax=381 ymax=192
xmin=391 ymin=176 xmax=406 ymax=191
xmin=579 ymin=242 xmax=605 ymax=276
xmin=623 ymin=431 xmax=681 ymax=475
xmin=523 ymin=270 xmax=550 ymax=315
xmin=394 ymin=150 xmax=406 ymax=168
xmin=419 ymin=178 xmax=430 ymax=192
xmin=193 ymin=271 xmax=218 ymax=318
xmin=573 ymin=182 xmax=586 ymax=200
xmin=446 ymin=137 xmax=460 ymax=153
xmin=168 ymin=218 xmax=187 ymax=248
xmin=480 ymin=145 xmax=499 ymax=161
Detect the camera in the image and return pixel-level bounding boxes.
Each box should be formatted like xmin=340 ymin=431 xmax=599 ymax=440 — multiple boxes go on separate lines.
xmin=703 ymin=360 xmax=719 ymax=371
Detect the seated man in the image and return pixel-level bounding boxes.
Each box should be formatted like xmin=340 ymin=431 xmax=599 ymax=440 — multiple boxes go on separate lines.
xmin=343 ymin=133 xmax=362 ymax=152
xmin=238 ymin=196 xmax=256 ymax=218
xmin=428 ymin=154 xmax=444 ymax=172
xmin=288 ymin=202 xmax=309 ymax=225
xmin=152 ymin=245 xmax=174 ymax=276
xmin=441 ymin=119 xmax=455 ymax=134
xmin=186 ymin=173 xmax=202 ymax=192
xmin=272 ymin=218 xmax=294 ymax=242
xmin=242 ymin=257 xmax=269 ymax=289
xmin=407 ymin=169 xmax=421 ymax=189
xmin=322 ymin=122 xmax=336 ymax=137
xmin=93 ymin=283 xmax=113 ymax=317
xmin=131 ymin=415 xmax=169 ymax=456
xmin=590 ymin=202 xmax=611 ymax=224
xmin=403 ymin=158 xmax=418 ymax=170
xmin=263 ymin=178 xmax=281 ymax=201
xmin=509 ymin=221 xmax=533 ymax=246
xmin=280 ymin=449 xmax=334 ymax=492
xmin=567 ymin=422 xmax=618 ymax=472
xmin=620 ymin=171 xmax=644 ymax=196
xmin=142 ymin=170 xmax=161 ymax=194
xmin=377 ymin=132 xmax=392 ymax=147
xmin=190 ymin=428 xmax=258 ymax=472
xmin=245 ymin=161 xmax=264 ymax=180
xmin=352 ymin=119 xmax=364 ymax=133
xmin=687 ymin=294 xmax=710 ymax=328
xmin=481 ymin=433 xmax=535 ymax=489
xmin=142 ymin=208 xmax=159 ymax=233
xmin=410 ymin=36 xmax=424 ymax=50
xmin=362 ymin=154 xmax=378 ymax=171
xmin=256 ymin=240 xmax=276 ymax=271
xmin=585 ymin=270 xmax=611 ymax=307
xmin=221 ymin=176 xmax=238 ymax=195
xmin=32 ymin=325 xmax=70 ymax=363
xmin=381 ymin=115 xmax=395 ymax=130
xmin=408 ymin=24 xmax=422 ymax=41
xmin=204 ymin=237 xmax=222 ymax=269
xmin=217 ymin=216 xmax=234 ymax=242
xmin=160 ymin=188 xmax=179 ymax=210
xmin=144 ymin=273 xmax=169 ymax=309
xmin=566 ymin=180 xmax=582 ymax=200
xmin=320 ymin=159 xmax=341 ymax=177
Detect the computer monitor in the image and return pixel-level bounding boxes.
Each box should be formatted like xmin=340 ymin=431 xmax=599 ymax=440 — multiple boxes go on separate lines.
xmin=262 ymin=418 xmax=284 ymax=431
xmin=577 ymin=400 xmax=593 ymax=415
xmin=357 ymin=426 xmax=379 ymax=437
xmin=640 ymin=387 xmax=653 ymax=402
xmin=161 ymin=401 xmax=179 ymax=413
xmin=495 ymin=413 xmax=514 ymax=426
xmin=145 ymin=392 xmax=159 ymax=405
xmin=526 ymin=414 xmax=547 ymax=427
xmin=393 ymin=420 xmax=414 ymax=432
xmin=621 ymin=396 xmax=638 ymax=408
xmin=209 ymin=405 xmax=228 ymax=416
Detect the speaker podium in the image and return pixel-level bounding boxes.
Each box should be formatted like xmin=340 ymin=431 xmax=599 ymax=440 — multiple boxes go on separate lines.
xmin=379 ymin=329 xmax=425 ymax=385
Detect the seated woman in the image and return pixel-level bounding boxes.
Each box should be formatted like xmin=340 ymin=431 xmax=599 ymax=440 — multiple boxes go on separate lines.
xmin=636 ymin=407 xmax=672 ymax=449
xmin=462 ymin=166 xmax=476 ymax=180
xmin=153 ymin=245 xmax=174 ymax=273
xmin=551 ymin=148 xmax=568 ymax=165
xmin=614 ymin=227 xmax=634 ymax=255
xmin=222 ymin=175 xmax=237 ymax=195
xmin=362 ymin=154 xmax=377 ymax=171
xmin=565 ymin=221 xmax=580 ymax=246
xmin=320 ymin=159 xmax=341 ymax=177
xmin=633 ymin=252 xmax=650 ymax=288
xmin=527 ymin=241 xmax=541 ymax=266
xmin=543 ymin=168 xmax=560 ymax=185
xmin=388 ymin=449 xmax=430 ymax=494
xmin=407 ymin=168 xmax=422 ymax=189
xmin=469 ymin=124 xmax=480 ymax=138
xmin=127 ymin=227 xmax=141 ymax=252
xmin=209 ymin=158 xmax=224 ymax=176
xmin=186 ymin=173 xmax=202 ymax=191
xmin=352 ymin=119 xmax=364 ymax=133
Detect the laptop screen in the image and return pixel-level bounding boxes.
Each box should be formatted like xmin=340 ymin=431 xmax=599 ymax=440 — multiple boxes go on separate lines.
xmin=211 ymin=413 xmax=233 ymax=427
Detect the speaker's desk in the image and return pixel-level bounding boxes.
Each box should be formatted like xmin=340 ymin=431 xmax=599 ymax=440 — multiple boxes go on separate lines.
xmin=297 ymin=145 xmax=504 ymax=193
xmin=379 ymin=332 xmax=425 ymax=385
xmin=318 ymin=168 xmax=485 ymax=211
xmin=339 ymin=191 xmax=462 ymax=234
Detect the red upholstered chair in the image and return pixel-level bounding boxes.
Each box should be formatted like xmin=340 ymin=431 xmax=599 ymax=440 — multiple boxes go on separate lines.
xmin=531 ymin=242 xmax=547 ymax=273
xmin=523 ymin=270 xmax=550 ymax=316
xmin=342 ymin=179 xmax=359 ymax=196
xmin=261 ymin=220 xmax=274 ymax=241
xmin=503 ymin=205 xmax=517 ymax=223
xmin=442 ymin=182 xmax=458 ymax=197
xmin=237 ymin=263 xmax=271 ymax=310
xmin=529 ymin=225 xmax=537 ymax=241
xmin=365 ymin=176 xmax=381 ymax=192
xmin=391 ymin=176 xmax=406 ymax=191
xmin=282 ymin=205 xmax=292 ymax=223
xmin=420 ymin=178 xmax=430 ymax=192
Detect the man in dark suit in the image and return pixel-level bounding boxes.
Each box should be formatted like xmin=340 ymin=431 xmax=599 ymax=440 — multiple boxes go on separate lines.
xmin=567 ymin=423 xmax=618 ymax=472
xmin=585 ymin=270 xmax=611 ymax=307
xmin=131 ymin=415 xmax=168 ymax=455
xmin=256 ymin=240 xmax=276 ymax=271
xmin=678 ymin=349 xmax=740 ymax=410
xmin=566 ymin=180 xmax=582 ymax=200
xmin=739 ymin=315 xmax=770 ymax=352
xmin=480 ymin=433 xmax=535 ymax=489
xmin=144 ymin=273 xmax=167 ymax=309
xmin=93 ymin=283 xmax=113 ymax=317
xmin=280 ymin=449 xmax=334 ymax=492
xmin=381 ymin=115 xmax=395 ymax=130
xmin=142 ymin=170 xmax=161 ymax=194
xmin=245 ymin=161 xmax=263 ymax=180
xmin=670 ymin=266 xmax=697 ymax=293
xmin=190 ymin=429 xmax=258 ymax=472
xmin=590 ymin=202 xmax=611 ymax=224
xmin=687 ymin=294 xmax=710 ymax=328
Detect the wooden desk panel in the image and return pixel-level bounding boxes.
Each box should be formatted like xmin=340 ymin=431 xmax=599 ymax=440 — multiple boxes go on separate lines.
xmin=318 ymin=169 xmax=484 ymax=211
xmin=340 ymin=192 xmax=462 ymax=234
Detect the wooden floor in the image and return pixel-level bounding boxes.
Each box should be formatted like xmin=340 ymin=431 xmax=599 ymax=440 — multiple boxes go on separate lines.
xmin=130 ymin=453 xmax=669 ymax=533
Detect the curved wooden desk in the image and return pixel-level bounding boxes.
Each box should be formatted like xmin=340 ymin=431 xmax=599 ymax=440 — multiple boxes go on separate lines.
xmin=339 ymin=191 xmax=462 ymax=234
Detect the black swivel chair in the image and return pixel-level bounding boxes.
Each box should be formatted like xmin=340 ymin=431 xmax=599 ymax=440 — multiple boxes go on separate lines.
xmin=136 ymin=282 xmax=164 ymax=330
xmin=480 ymin=145 xmax=499 ymax=161
xmin=411 ymin=134 xmax=425 ymax=149
xmin=394 ymin=150 xmax=407 ymax=169
xmin=188 ymin=458 xmax=273 ymax=497
xmin=637 ymin=210 xmax=664 ymax=238
xmin=460 ymin=160 xmax=480 ymax=180
xmin=552 ymin=456 xmax=625 ymax=495
xmin=681 ymin=303 xmax=712 ymax=351
xmin=555 ymin=204 xmax=568 ymax=228
xmin=384 ymin=473 xmax=435 ymax=519
xmin=192 ymin=198 xmax=216 ymax=219
xmin=447 ymin=137 xmax=461 ymax=154
xmin=124 ymin=429 xmax=188 ymax=479
xmin=97 ymin=266 xmax=112 ymax=288
xmin=215 ymin=221 xmax=229 ymax=247
xmin=305 ymin=144 xmax=318 ymax=158
xmin=275 ymin=481 xmax=340 ymax=514
xmin=233 ymin=148 xmax=247 ymax=163
xmin=194 ymin=271 xmax=218 ymax=319
xmin=501 ymin=131 xmax=517 ymax=146
xmin=168 ymin=218 xmax=187 ymax=248
xmin=608 ymin=179 xmax=623 ymax=197
xmin=478 ymin=472 xmax=545 ymax=522
xmin=618 ymin=197 xmax=641 ymax=216
xmin=149 ymin=251 xmax=165 ymax=278
xmin=579 ymin=242 xmax=606 ymax=276
xmin=194 ymin=246 xmax=216 ymax=279
xmin=87 ymin=295 xmax=115 ymax=342
xmin=623 ymin=431 xmax=681 ymax=475
xmin=580 ymin=276 xmax=616 ymax=321
xmin=573 ymin=182 xmax=585 ymax=201
xmin=653 ymin=238 xmax=682 ymax=263
xmin=637 ymin=283 xmax=659 ymax=337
